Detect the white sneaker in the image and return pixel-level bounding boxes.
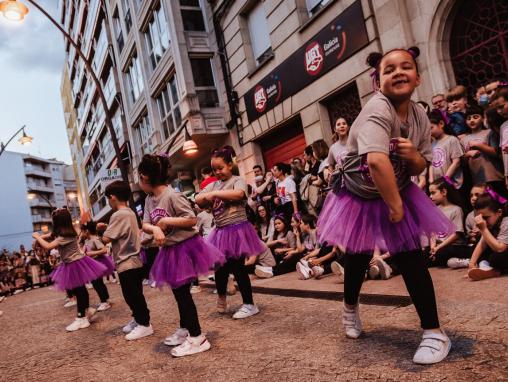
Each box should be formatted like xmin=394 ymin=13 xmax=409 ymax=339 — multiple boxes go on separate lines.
xmin=63 ymin=300 xmax=77 ymax=308
xmin=233 ymin=304 xmax=259 ymax=319
xmin=164 ymin=328 xmax=189 ymax=346
xmin=479 ymin=260 xmax=493 ymax=270
xmin=311 ymin=265 xmax=324 ymax=279
xmin=413 ymin=330 xmax=451 ymax=364
xmin=170 ymin=335 xmax=211 ymax=357
xmin=227 ymin=276 xmax=236 ymax=295
xmin=447 ymin=258 xmax=470 ymax=269
xmin=25 ymin=287 xmax=32 ymax=291
xmin=142 ymin=279 xmax=150 ymax=286
xmin=254 ymin=265 xmax=273 ymax=279
xmin=375 ymin=258 xmax=392 ymax=279
xmin=150 ymin=281 xmax=157 ymax=288
xmin=125 ymin=324 xmax=154 ymax=341
xmin=331 ymin=261 xmax=345 ymax=283
xmin=97 ymin=302 xmax=111 ymax=312
xmin=190 ymin=285 xmax=201 ymax=294
xmin=110 ymin=278 xmax=118 ymax=284
xmin=296 ymin=262 xmax=311 ymax=280
xmin=368 ymin=265 xmax=380 ymax=279
xmin=342 ymin=304 xmax=362 ymax=339
xmin=122 ymin=319 xmax=138 ymax=334
xmin=66 ymin=317 xmax=90 ymax=332
xmin=86 ymin=283 xmax=93 ymax=290
xmin=0 ymin=296 xmax=5 ymax=303
xmin=13 ymin=289 xmax=23 ymax=295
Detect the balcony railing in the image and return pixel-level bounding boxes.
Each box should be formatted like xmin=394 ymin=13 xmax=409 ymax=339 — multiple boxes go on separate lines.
xmin=24 ymin=167 xmax=52 ymax=178
xmin=27 ymin=183 xmax=54 ymax=193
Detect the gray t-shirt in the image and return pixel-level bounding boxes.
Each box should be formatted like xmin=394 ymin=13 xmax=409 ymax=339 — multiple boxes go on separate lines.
xmin=83 ymin=237 xmax=105 ymax=254
xmin=275 ymin=231 xmax=296 ymax=249
xmin=436 ymin=204 xmax=465 ymax=244
xmin=499 ymin=120 xmax=508 ymax=176
xmin=327 ymin=140 xmax=349 ymax=170
xmin=302 ymin=230 xmax=318 ymax=251
xmin=342 ymin=92 xmax=432 ymax=199
xmin=196 ymin=210 xmax=214 ymax=237
xmin=202 ymin=176 xmax=248 ymax=227
xmin=431 ymin=135 xmax=464 ymax=187
xmin=465 ymin=210 xmax=476 ymax=235
xmin=104 ymin=208 xmax=142 ymax=273
xmin=496 ymin=217 xmax=508 ymax=244
xmin=143 ymin=186 xmax=198 ymax=245
xmin=461 ymin=129 xmax=503 ymax=183
xmin=57 ymin=236 xmax=84 ymax=264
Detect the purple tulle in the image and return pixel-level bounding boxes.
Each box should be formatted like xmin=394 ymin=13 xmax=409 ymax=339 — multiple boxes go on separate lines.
xmin=317 ymin=183 xmax=455 ymax=254
xmin=150 ymin=235 xmax=225 ymax=289
xmin=140 ymin=249 xmax=147 ymax=264
xmin=207 ymin=220 xmax=267 ymax=260
xmin=50 ymin=256 xmax=108 ymax=291
xmin=94 ymin=255 xmax=115 ymax=276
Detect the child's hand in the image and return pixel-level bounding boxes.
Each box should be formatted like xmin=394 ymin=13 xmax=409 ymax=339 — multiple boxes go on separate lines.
xmin=32 ymin=232 xmax=40 ymax=239
xmin=274 ymin=248 xmax=285 ymax=255
xmin=308 ymin=258 xmax=318 ymax=267
xmin=474 ymin=214 xmax=487 ymax=231
xmin=156 ymin=218 xmax=170 ymax=231
xmin=96 ymin=223 xmax=108 ymax=231
xmin=153 ymin=227 xmax=165 ymax=246
xmin=389 ymin=204 xmax=404 ymax=223
xmin=395 ymin=138 xmax=418 ymax=160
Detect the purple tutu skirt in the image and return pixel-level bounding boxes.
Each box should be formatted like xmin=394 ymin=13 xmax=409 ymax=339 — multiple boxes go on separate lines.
xmin=50 ymin=256 xmax=108 ymax=291
xmin=150 ymin=235 xmax=225 ymax=289
xmin=94 ymin=255 xmax=115 ymax=276
xmin=317 ymin=183 xmax=455 ymax=254
xmin=207 ymin=221 xmax=267 ymax=260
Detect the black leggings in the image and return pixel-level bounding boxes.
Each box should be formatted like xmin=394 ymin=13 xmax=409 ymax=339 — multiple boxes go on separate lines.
xmin=70 ymin=285 xmax=89 ymax=318
xmin=118 ymin=268 xmax=150 ymax=326
xmin=142 ymin=247 xmax=159 ymax=279
xmin=92 ymin=277 xmax=109 ymax=303
xmin=172 ymin=283 xmax=201 ymax=337
xmin=215 ymin=257 xmax=253 ymax=305
xmin=481 ymin=249 xmax=508 ymax=271
xmin=344 ymin=250 xmax=439 ymax=330
xmin=426 ymin=244 xmax=472 ymax=267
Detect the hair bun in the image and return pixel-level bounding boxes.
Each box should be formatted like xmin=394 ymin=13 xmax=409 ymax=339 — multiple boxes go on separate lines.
xmin=366 ymin=52 xmax=383 ymax=68
xmin=407 ymin=46 xmax=420 ymax=59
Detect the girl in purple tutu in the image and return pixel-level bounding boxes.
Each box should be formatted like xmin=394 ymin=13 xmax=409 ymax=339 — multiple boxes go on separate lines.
xmin=81 ymin=221 xmax=114 ymax=312
xmin=196 ymin=146 xmax=267 ymax=320
xmin=317 ymin=47 xmax=454 ymax=365
xmin=139 ymin=154 xmax=224 ymax=357
xmin=33 ymin=209 xmax=107 ymax=332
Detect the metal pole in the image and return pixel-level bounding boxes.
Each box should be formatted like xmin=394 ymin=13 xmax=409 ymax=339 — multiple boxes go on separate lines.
xmin=0 ymin=125 xmax=26 ymax=158
xmin=26 ymin=0 xmax=139 ymax=222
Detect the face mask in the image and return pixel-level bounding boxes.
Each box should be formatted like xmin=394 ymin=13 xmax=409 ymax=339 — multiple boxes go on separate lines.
xmin=255 ymin=175 xmax=264 ymax=182
xmin=478 ymin=94 xmax=489 ymax=106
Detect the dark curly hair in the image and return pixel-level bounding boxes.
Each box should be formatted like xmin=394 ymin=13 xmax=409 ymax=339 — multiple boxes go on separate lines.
xmin=211 ymin=145 xmax=236 ymax=164
xmin=138 ymin=154 xmax=171 ymax=186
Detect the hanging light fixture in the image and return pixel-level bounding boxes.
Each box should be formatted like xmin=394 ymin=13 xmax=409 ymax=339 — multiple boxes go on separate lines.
xmin=182 ymin=125 xmax=198 ymax=156
xmin=18 ymin=127 xmax=33 ymax=146
xmin=0 ymin=0 xmax=29 ymax=22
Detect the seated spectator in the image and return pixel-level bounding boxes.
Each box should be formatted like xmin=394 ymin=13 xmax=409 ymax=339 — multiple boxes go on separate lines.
xmin=199 ymin=167 xmax=217 ymax=190
xmin=367 ymin=249 xmax=396 ymax=280
xmin=296 ymin=244 xmax=337 ymax=280
xmin=428 ymin=110 xmax=464 ymax=188
xmin=255 ymin=204 xmax=274 ymax=242
xmin=468 ymin=193 xmax=508 ymax=281
xmin=427 ymin=178 xmax=468 ymax=267
xmin=431 ymin=93 xmax=450 ymax=125
xmin=460 ymin=105 xmax=504 ymax=191
xmin=492 ymin=87 xmax=508 ymax=188
xmin=250 ymin=171 xmax=277 ymax=215
xmin=446 ymin=85 xmax=469 ymax=138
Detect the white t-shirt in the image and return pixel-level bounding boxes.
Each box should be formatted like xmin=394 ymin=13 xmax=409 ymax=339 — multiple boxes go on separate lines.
xmin=276 ymin=176 xmax=297 ymax=205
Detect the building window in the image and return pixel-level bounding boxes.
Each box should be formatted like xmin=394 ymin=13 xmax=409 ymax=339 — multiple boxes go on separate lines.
xmin=246 ymin=2 xmax=272 ymax=66
xmin=306 ymin=0 xmax=332 ymax=17
xmin=122 ymin=0 xmax=132 ymax=34
xmin=180 ymin=0 xmax=206 ymax=32
xmin=156 ymin=75 xmax=182 ymax=140
xmin=126 ymin=55 xmax=144 ymax=103
xmin=190 ymin=58 xmax=219 ymax=108
xmin=113 ymin=13 xmax=124 ymax=53
xmin=134 ymin=115 xmax=157 ymax=155
xmin=145 ymin=4 xmax=170 ymax=70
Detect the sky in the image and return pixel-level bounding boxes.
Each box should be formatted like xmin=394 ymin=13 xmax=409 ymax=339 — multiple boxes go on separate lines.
xmin=0 ymin=0 xmax=71 ymax=164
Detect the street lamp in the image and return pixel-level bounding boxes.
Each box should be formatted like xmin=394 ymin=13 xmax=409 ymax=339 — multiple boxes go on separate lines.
xmin=182 ymin=125 xmax=198 ymax=156
xmin=0 ymin=0 xmax=28 ymax=21
xmin=0 ymin=125 xmax=33 ymax=158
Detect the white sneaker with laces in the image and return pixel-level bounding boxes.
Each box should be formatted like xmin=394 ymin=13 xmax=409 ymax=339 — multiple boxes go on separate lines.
xmin=413 ymin=330 xmax=451 ymax=365
xmin=13 ymin=289 xmax=23 ymax=295
xmin=447 ymin=258 xmax=470 ymax=269
xmin=479 ymin=260 xmax=493 ymax=270
xmin=311 ymin=265 xmax=324 ymax=279
xmin=125 ymin=324 xmax=154 ymax=341
xmin=190 ymin=285 xmax=201 ymax=294
xmin=66 ymin=317 xmax=90 ymax=332
xmin=254 ymin=265 xmax=273 ymax=279
xmin=368 ymin=265 xmax=380 ymax=279
xmin=296 ymin=262 xmax=311 ymax=280
xmin=233 ymin=304 xmax=259 ymax=319
xmin=170 ymin=335 xmax=211 ymax=357
xmin=150 ymin=281 xmax=157 ymax=288
xmin=164 ymin=328 xmax=189 ymax=346
xmin=97 ymin=302 xmax=111 ymax=312
xmin=122 ymin=319 xmax=138 ymax=334
xmin=342 ymin=304 xmax=362 ymax=339
xmin=63 ymin=300 xmax=77 ymax=308
xmin=331 ymin=261 xmax=345 ymax=283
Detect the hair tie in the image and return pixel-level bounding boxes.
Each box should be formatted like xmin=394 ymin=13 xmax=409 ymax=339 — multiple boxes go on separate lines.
xmin=274 ymin=213 xmax=285 ymax=221
xmin=407 ymin=48 xmax=417 ymax=58
xmin=485 ymin=187 xmax=507 ymax=205
xmin=443 ymin=176 xmax=456 ymax=187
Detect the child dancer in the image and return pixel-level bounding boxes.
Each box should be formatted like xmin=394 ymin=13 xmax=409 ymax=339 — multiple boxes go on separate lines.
xmin=138 ymin=154 xmax=224 ymax=357
xmin=327 ymin=117 xmax=350 ymax=171
xmin=97 ymin=181 xmax=153 ymax=341
xmin=81 ymin=221 xmax=113 ymax=311
xmin=33 ymin=209 xmax=106 ymax=331
xmin=468 ymin=192 xmax=508 ymax=280
xmin=318 ymin=47 xmax=454 ymax=364
xmin=196 ymin=146 xmax=266 ymax=319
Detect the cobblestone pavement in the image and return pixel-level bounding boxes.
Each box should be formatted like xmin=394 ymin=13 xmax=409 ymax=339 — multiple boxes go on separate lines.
xmin=1 ymin=273 xmax=507 ymax=382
